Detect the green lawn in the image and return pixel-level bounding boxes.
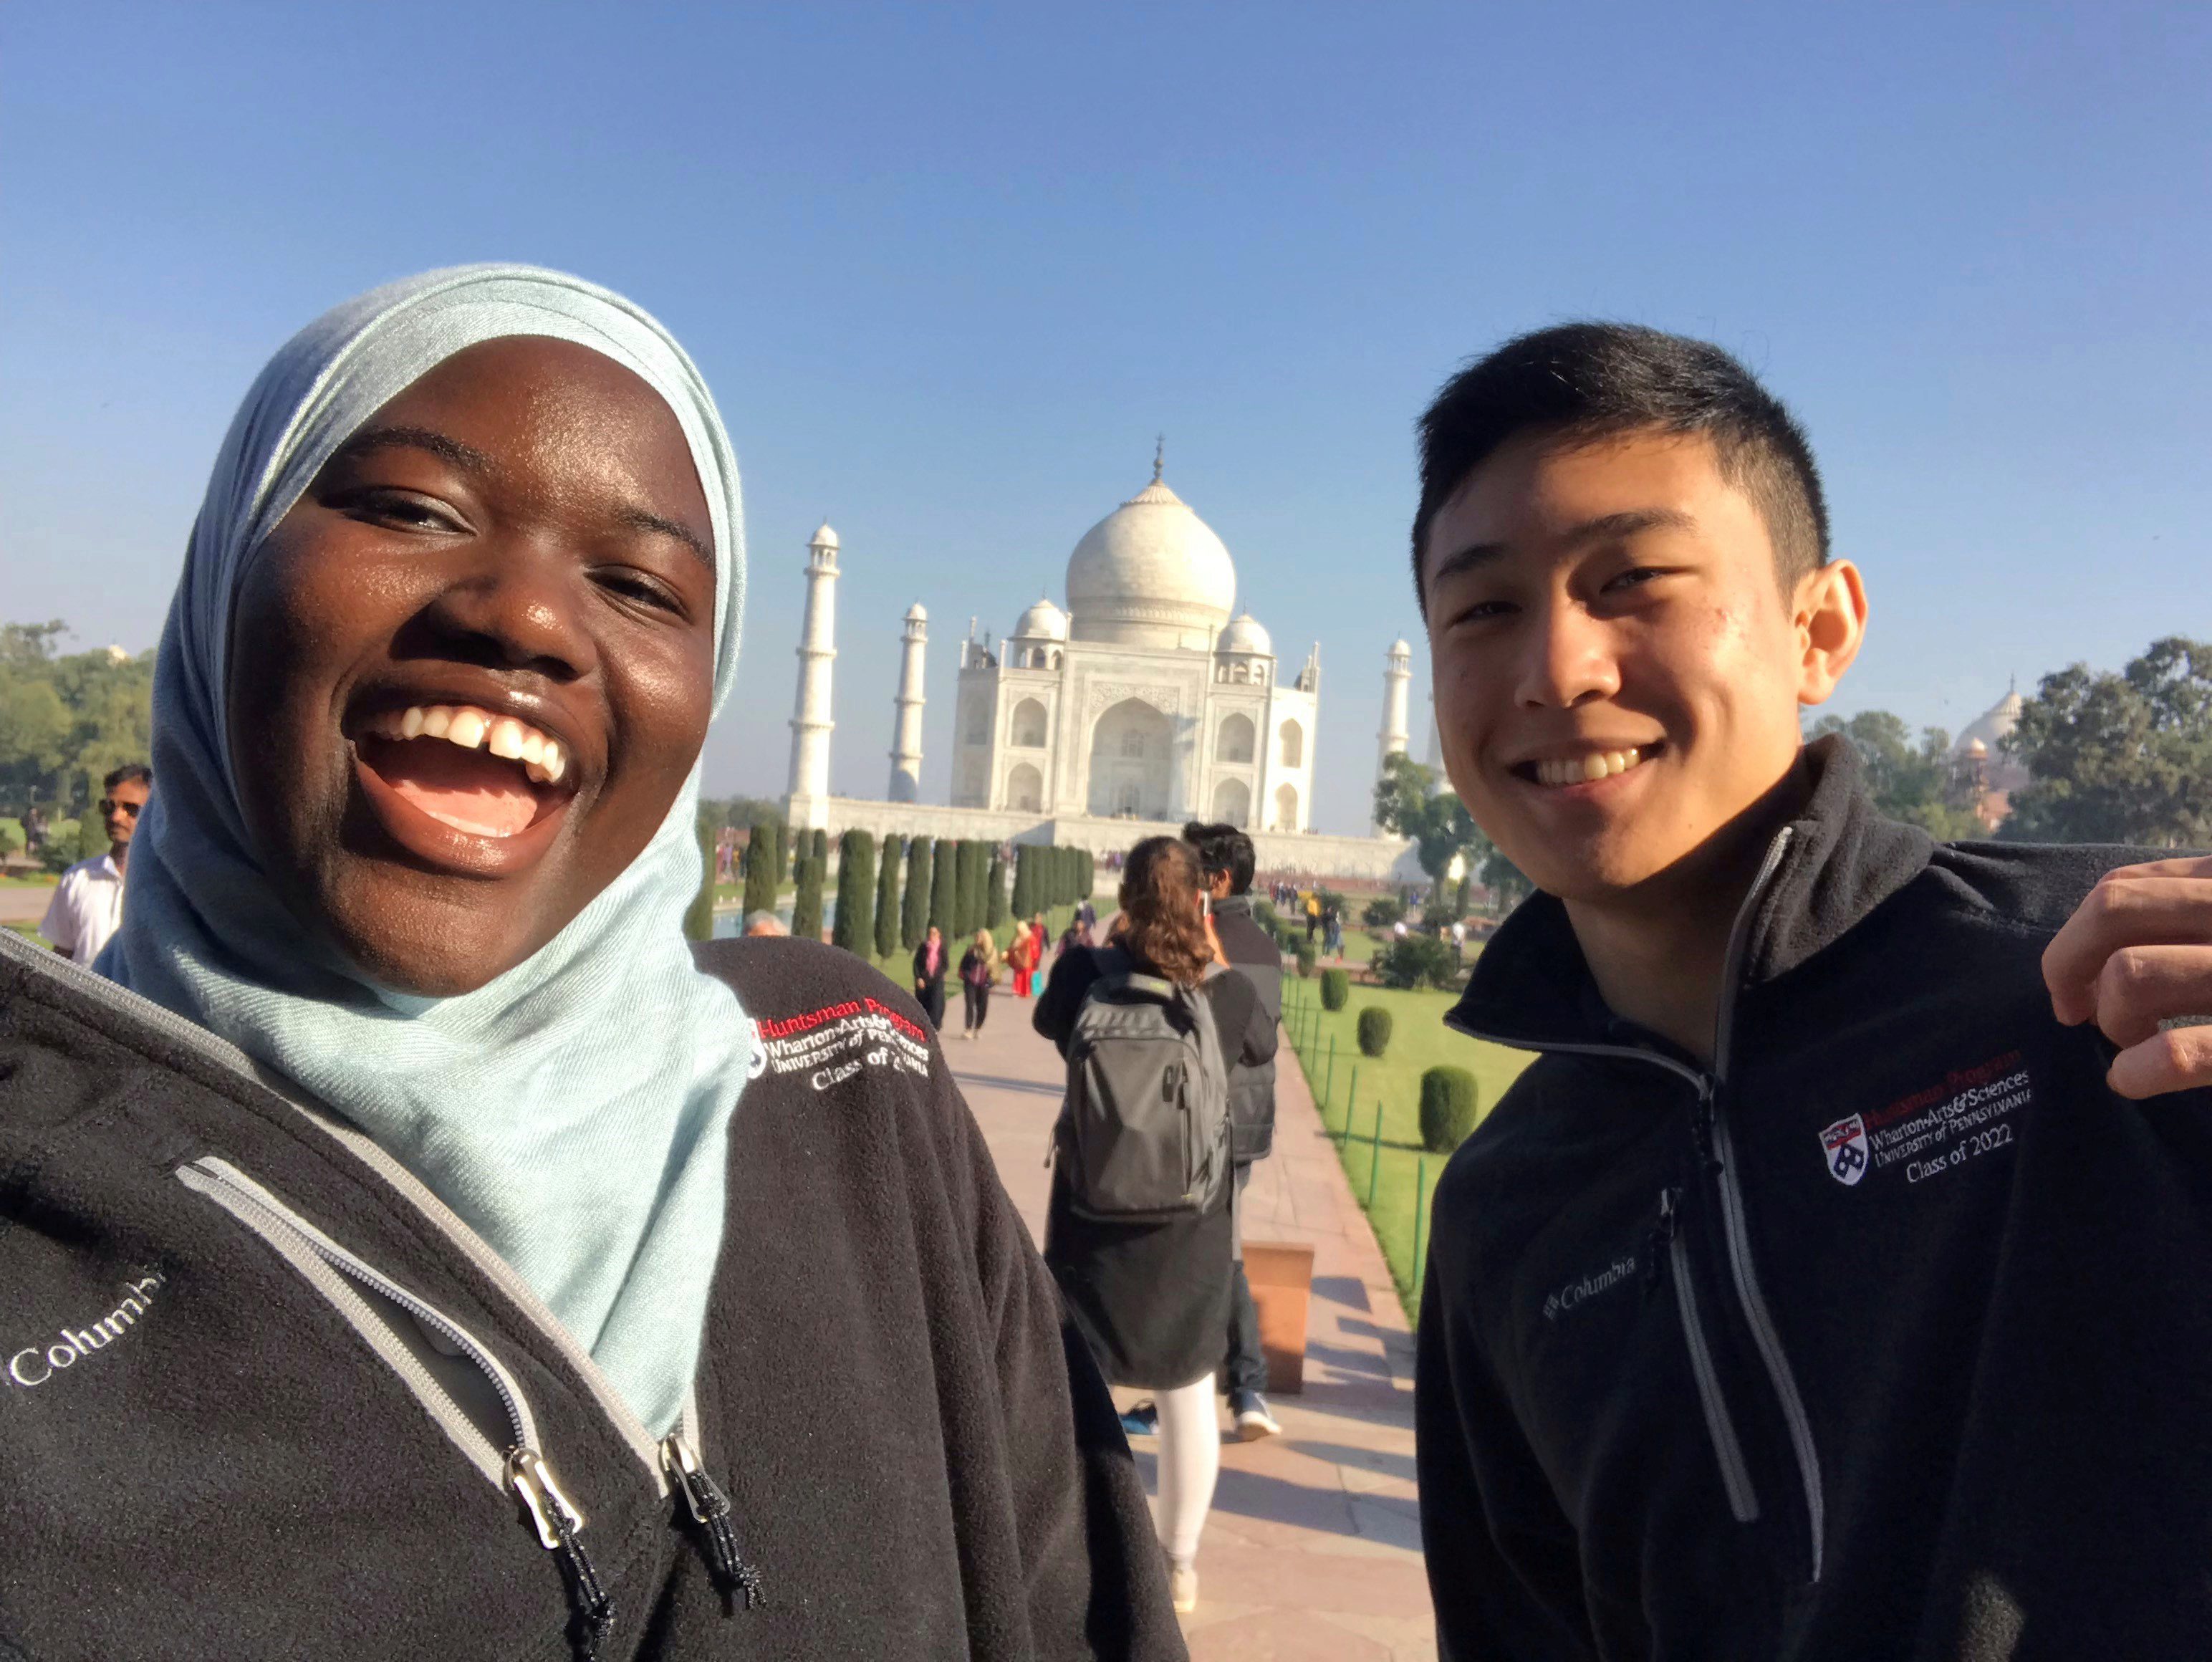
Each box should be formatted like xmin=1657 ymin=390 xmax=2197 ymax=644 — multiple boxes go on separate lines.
xmin=1278 ymin=969 xmax=1532 ymax=1322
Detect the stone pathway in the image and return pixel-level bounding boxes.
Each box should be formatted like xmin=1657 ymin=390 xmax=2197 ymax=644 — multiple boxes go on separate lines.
xmin=946 ymin=974 xmax=1435 ymax=1661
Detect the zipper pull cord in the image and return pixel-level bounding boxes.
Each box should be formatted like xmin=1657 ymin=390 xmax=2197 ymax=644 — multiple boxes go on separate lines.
xmin=662 ymin=1434 xmax=765 ymax=1613
xmin=1691 ymin=1081 xmax=1723 ymax=1178
xmin=1643 ymin=1187 xmax=1680 ymax=1294
xmin=509 ymin=1448 xmax=615 ymax=1661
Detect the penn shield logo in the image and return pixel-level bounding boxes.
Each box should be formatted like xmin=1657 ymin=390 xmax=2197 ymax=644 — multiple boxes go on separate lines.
xmin=1820 ymin=1113 xmax=1870 ymax=1186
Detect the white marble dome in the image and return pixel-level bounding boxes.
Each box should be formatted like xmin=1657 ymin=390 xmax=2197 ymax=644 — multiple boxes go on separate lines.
xmin=1013 ymin=596 xmax=1069 ymax=640
xmin=1065 ymin=473 xmax=1236 ymax=650
xmin=810 ymin=521 xmax=840 ymax=550
xmin=1217 ymin=612 xmax=1272 ymax=656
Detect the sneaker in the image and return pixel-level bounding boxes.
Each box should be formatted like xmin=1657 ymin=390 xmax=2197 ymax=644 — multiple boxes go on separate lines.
xmin=1168 ymin=1560 xmax=1198 ymax=1615
xmin=1118 ymin=1400 xmax=1158 ymax=1438
xmin=1230 ymin=1389 xmax=1281 ymax=1441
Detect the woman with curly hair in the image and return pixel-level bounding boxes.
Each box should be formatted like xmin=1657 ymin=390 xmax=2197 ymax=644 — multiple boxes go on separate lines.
xmin=1032 ymin=834 xmax=1277 ymax=1616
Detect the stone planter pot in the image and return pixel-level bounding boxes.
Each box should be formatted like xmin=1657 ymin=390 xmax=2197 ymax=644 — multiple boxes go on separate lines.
xmin=1242 ymin=1239 xmax=1316 ymax=1394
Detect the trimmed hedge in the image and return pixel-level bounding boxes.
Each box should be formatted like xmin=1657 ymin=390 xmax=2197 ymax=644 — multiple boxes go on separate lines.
xmin=832 ymin=830 xmax=875 ymax=956
xmin=1377 ymin=932 xmax=1459 ymax=991
xmin=902 ymin=835 xmax=933 ymax=948
xmin=875 ymin=835 xmax=904 ymax=958
xmin=1319 ymin=967 xmax=1350 ymax=1011
xmin=1356 ymin=1006 xmax=1393 ymax=1058
xmin=1418 ymin=1066 xmax=1480 ymax=1153
xmin=742 ymin=817 xmax=779 ymax=917
xmin=791 ymin=855 xmax=824 ymax=942
xmin=929 ymin=839 xmax=958 ymax=936
xmin=683 ymin=810 xmax=716 ymax=942
xmin=1294 ymin=941 xmax=1317 ymax=979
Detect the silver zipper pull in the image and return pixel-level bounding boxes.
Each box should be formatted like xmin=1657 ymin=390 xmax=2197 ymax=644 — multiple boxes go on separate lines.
xmin=507 ymin=1446 xmax=587 ymax=1549
xmin=660 ymin=1432 xmax=764 ymax=1612
xmin=658 ymin=1433 xmax=716 ymax=1525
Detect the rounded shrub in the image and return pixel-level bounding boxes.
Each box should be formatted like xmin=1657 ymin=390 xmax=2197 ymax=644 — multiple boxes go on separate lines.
xmin=1418 ymin=1066 xmax=1480 ymax=1153
xmin=1294 ymin=941 xmax=1317 ymax=979
xmin=1356 ymin=1006 xmax=1393 ymax=1058
xmin=1377 ymin=932 xmax=1459 ymax=991
xmin=1319 ymin=967 xmax=1350 ymax=1011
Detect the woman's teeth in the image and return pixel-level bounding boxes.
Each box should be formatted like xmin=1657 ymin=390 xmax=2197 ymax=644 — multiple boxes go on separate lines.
xmin=370 ymin=705 xmax=567 ymax=784
xmin=1533 ymin=747 xmax=1646 ymax=788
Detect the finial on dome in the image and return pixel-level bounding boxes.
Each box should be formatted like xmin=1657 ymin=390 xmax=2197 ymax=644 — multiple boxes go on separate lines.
xmin=1153 ymin=434 xmax=1165 ymax=484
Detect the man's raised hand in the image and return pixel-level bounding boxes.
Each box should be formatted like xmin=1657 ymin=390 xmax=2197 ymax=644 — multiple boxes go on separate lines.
xmin=2044 ymin=856 xmax=2212 ymax=1099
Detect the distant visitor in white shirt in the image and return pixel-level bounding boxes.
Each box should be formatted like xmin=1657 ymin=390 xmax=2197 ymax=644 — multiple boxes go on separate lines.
xmin=39 ymin=764 xmax=150 ymax=966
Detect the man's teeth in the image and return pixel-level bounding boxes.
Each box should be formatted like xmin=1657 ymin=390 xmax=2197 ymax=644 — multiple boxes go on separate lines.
xmin=367 ymin=705 xmax=568 ymax=784
xmin=1533 ymin=747 xmax=1645 ymax=787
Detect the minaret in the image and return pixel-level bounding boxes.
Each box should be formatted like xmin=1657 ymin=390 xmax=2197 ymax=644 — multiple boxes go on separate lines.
xmin=1375 ymin=638 xmax=1413 ymax=830
xmin=786 ymin=522 xmax=839 ymax=830
xmin=888 ymin=602 xmax=928 ymax=803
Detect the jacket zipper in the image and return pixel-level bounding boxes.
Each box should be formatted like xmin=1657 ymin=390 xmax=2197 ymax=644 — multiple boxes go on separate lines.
xmin=1446 ymin=822 xmax=1828 ymax=1582
xmin=1706 ymin=827 xmax=1827 ymax=1581
xmin=177 ymin=1157 xmax=615 ymax=1658
xmin=661 ymin=1431 xmax=764 ymax=1610
xmin=11 ymin=933 xmax=760 ymax=1635
xmin=1655 ymin=1187 xmax=1759 ymax=1522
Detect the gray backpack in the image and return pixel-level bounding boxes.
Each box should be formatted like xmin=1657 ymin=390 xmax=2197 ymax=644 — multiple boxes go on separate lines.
xmin=1057 ymin=961 xmax=1231 ymax=1223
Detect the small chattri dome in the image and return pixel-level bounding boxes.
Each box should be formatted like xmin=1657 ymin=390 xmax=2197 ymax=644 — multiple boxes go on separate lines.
xmin=809 ymin=521 xmax=840 ymax=549
xmin=1217 ymin=613 xmax=1273 ymax=656
xmin=905 ymin=601 xmax=928 ymax=621
xmin=1388 ymin=638 xmax=1412 ymax=659
xmin=1014 ymin=596 xmax=1070 ymax=640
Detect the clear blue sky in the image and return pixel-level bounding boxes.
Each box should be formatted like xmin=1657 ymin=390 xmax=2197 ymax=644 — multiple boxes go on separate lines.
xmin=4 ymin=2 xmax=2205 ymax=832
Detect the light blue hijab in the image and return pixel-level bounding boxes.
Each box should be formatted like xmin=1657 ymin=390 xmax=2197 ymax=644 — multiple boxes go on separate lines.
xmin=104 ymin=264 xmax=753 ymax=1436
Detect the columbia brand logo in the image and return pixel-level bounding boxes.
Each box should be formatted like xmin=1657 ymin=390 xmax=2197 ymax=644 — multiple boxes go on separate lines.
xmin=6 ymin=1272 xmax=166 ymax=1389
xmin=1543 ymin=1255 xmax=1638 ymax=1321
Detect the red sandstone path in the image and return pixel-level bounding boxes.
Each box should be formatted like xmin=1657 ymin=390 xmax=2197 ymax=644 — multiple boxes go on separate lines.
xmin=947 ymin=976 xmax=1436 ymax=1661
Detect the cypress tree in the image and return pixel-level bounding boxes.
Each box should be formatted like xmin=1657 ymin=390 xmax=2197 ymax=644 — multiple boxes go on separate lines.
xmin=986 ymin=848 xmax=1008 ymax=930
xmin=742 ymin=820 xmax=778 ymax=918
xmin=950 ymin=840 xmax=975 ymax=938
xmin=875 ymin=835 xmax=904 ymax=959
xmin=1079 ymin=848 xmax=1094 ymax=906
xmin=811 ymin=827 xmax=828 ymax=865
xmin=771 ymin=820 xmax=789 ymax=883
xmin=930 ymin=838 xmax=958 ymax=936
xmin=792 ymin=852 xmax=824 ymax=942
xmin=832 ymin=830 xmax=875 ymax=956
xmin=903 ymin=835 xmax=933 ymax=948
xmin=1011 ymin=845 xmax=1034 ymax=921
xmin=683 ymin=810 xmax=717 ymax=942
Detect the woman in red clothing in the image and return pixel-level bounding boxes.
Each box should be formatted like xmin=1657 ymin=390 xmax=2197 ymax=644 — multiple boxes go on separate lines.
xmin=1009 ymin=919 xmax=1037 ymax=997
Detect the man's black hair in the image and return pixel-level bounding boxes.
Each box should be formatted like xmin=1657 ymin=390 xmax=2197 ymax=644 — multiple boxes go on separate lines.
xmin=1410 ymin=322 xmax=1829 ymax=613
xmin=1180 ymin=820 xmax=1255 ymax=895
xmin=102 ymin=763 xmax=151 ymax=793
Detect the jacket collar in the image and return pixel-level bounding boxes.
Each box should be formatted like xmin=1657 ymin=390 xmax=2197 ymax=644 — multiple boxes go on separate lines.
xmin=1213 ymin=894 xmax=1255 ymax=921
xmin=1447 ymin=736 xmax=1935 ymax=1057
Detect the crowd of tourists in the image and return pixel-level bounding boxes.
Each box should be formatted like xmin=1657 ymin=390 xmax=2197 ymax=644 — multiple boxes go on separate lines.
xmin=6 ymin=264 xmax=2212 ymax=1662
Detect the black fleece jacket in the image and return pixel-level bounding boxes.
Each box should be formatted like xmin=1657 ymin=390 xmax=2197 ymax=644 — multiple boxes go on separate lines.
xmin=0 ymin=931 xmax=1184 ymax=1662
xmin=1209 ymin=895 xmax=1283 ymax=1165
xmin=1417 ymin=737 xmax=2212 ymax=1661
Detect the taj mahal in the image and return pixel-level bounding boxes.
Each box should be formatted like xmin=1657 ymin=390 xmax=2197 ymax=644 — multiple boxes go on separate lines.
xmin=780 ymin=453 xmax=1419 ymax=880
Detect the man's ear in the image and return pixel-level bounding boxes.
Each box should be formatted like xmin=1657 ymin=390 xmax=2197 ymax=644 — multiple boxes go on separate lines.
xmin=1795 ymin=559 xmax=1867 ymax=708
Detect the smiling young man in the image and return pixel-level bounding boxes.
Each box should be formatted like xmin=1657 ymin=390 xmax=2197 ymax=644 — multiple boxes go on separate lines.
xmin=1410 ymin=323 xmax=2212 ymax=1660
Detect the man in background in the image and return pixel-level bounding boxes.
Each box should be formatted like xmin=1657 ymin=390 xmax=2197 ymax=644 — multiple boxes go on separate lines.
xmin=1184 ymin=819 xmax=1285 ymax=1440
xmin=40 ymin=763 xmax=150 ymax=966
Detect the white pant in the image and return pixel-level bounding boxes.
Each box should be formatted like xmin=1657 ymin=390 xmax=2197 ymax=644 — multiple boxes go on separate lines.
xmin=1153 ymin=1376 xmax=1220 ymax=1567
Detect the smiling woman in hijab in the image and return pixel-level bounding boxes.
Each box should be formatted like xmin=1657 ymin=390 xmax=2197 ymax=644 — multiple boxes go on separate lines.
xmin=0 ymin=266 xmax=1180 ymax=1662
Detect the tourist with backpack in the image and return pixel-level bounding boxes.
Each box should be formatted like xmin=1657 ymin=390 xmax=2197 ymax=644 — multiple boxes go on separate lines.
xmin=1034 ymin=835 xmax=1277 ymax=1618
